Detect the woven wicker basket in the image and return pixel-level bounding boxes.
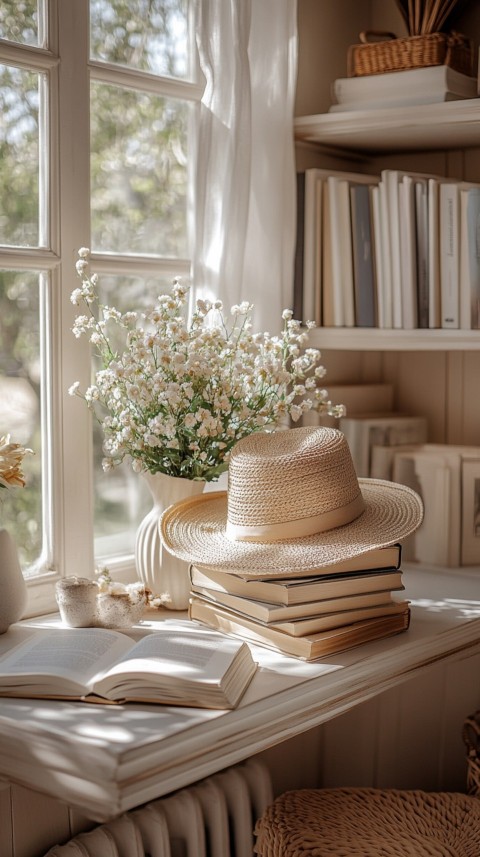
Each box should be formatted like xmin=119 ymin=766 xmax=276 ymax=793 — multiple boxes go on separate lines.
xmin=347 ymin=30 xmax=475 ymax=78
xmin=463 ymin=710 xmax=480 ymax=796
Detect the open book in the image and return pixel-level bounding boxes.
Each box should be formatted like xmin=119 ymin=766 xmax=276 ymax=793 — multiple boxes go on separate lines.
xmin=0 ymin=624 xmax=257 ymax=709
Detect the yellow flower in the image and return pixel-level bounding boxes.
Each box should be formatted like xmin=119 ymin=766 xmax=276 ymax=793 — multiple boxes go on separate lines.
xmin=0 ymin=435 xmax=33 ymax=490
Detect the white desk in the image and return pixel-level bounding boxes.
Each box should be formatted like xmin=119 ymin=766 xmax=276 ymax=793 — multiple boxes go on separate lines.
xmin=0 ymin=564 xmax=478 ymax=821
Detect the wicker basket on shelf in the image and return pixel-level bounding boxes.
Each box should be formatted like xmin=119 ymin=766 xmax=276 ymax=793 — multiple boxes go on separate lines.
xmin=347 ymin=30 xmax=475 ymax=77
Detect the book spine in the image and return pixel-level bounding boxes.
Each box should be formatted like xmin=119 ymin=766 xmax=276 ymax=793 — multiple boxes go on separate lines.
xmin=428 ymin=178 xmax=441 ymax=328
xmin=350 ymin=183 xmax=376 ymax=327
xmin=415 ymin=180 xmax=429 ymax=329
xmin=399 ymin=176 xmax=418 ymax=330
xmin=460 ymin=188 xmax=480 ymax=330
xmin=440 ymin=183 xmax=460 ymax=329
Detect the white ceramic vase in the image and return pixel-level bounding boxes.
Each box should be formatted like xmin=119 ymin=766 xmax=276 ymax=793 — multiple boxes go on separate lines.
xmin=0 ymin=528 xmax=28 ymax=633
xmin=135 ymin=472 xmax=205 ymax=610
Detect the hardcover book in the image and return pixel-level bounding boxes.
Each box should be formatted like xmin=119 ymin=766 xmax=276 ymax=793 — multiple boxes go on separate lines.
xmin=189 ymin=597 xmax=411 ymax=662
xmin=0 ymin=624 xmax=257 ymax=709
xmin=190 ymin=584 xmax=403 ymax=625
xmin=191 ymin=543 xmax=402 ymax=582
xmin=191 ymin=592 xmax=409 ymax=637
xmin=339 ymin=413 xmax=428 ymax=478
xmin=189 ymin=557 xmax=403 ymax=606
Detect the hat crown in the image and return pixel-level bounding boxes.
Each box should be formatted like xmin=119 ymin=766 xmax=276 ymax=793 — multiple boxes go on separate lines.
xmin=226 ymin=427 xmax=364 ymax=540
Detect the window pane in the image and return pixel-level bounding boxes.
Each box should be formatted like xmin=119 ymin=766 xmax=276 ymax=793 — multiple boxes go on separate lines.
xmin=90 ymin=82 xmax=188 ymax=256
xmin=93 ymin=273 xmax=175 ymax=560
xmin=90 ymin=0 xmax=189 ymax=79
xmin=0 ymin=0 xmax=42 ymax=47
xmin=0 ymin=65 xmax=40 ymax=247
xmin=0 ymin=271 xmax=42 ymax=569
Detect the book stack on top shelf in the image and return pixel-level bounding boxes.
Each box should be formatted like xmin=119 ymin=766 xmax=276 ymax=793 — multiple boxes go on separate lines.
xmin=296 ymin=165 xmax=480 ymax=332
xmin=328 ymin=65 xmax=478 ymax=113
xmin=188 ymin=545 xmax=410 ymax=662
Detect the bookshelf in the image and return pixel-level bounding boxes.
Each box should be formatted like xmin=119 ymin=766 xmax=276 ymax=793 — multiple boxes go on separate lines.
xmin=294 ymin=3 xmax=480 ymax=451
xmin=294 ymin=99 xmax=480 ymax=156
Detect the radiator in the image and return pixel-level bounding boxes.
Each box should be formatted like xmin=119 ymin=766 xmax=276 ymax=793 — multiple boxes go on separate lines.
xmin=44 ymin=758 xmax=273 ymax=857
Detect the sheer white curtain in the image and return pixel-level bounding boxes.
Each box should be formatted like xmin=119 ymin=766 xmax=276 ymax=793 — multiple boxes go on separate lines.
xmin=193 ymin=0 xmax=298 ymax=332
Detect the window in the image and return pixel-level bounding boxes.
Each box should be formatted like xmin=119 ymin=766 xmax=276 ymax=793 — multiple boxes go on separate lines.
xmin=0 ymin=0 xmax=202 ymax=615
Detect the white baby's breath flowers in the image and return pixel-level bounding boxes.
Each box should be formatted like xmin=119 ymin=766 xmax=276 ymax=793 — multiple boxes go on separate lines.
xmin=69 ymin=250 xmax=343 ymax=481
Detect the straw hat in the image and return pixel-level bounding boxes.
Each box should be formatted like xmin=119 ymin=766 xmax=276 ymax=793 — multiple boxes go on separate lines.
xmin=160 ymin=427 xmax=423 ymax=576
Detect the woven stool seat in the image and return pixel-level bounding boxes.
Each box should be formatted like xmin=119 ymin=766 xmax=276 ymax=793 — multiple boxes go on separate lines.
xmin=254 ymin=787 xmax=480 ymax=856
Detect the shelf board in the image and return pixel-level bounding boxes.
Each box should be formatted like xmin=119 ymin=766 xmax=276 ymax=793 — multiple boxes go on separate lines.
xmin=294 ymin=99 xmax=480 ymax=155
xmin=308 ymin=327 xmax=480 ymax=351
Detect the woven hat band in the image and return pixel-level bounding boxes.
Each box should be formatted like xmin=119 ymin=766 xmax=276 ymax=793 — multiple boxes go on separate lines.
xmin=226 ymin=492 xmax=366 ymax=543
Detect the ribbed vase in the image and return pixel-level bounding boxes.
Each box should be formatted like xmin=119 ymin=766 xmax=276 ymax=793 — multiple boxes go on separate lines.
xmin=0 ymin=528 xmax=28 ymax=633
xmin=134 ymin=472 xmax=205 ymax=610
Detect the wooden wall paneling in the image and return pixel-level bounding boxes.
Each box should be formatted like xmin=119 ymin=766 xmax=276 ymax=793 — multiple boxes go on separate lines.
xmin=461 ymin=352 xmax=480 ymax=446
xmin=375 ymin=665 xmax=446 ymax=791
xmin=318 ymin=697 xmax=380 ymax=788
xmin=68 ymin=806 xmax=97 ymax=839
xmin=320 ymin=349 xmax=384 ymax=386
xmin=446 ymin=352 xmax=466 ymax=444
xmin=11 ymin=784 xmax=72 ymax=857
xmin=0 ymin=782 xmax=14 ymax=857
xmin=439 ymin=647 xmax=480 ymax=792
xmin=446 ymin=150 xmax=465 ymax=180
xmin=257 ymin=726 xmax=324 ymax=797
xmin=385 ymin=352 xmax=449 ymax=443
xmin=464 ymin=148 xmax=480 ymax=183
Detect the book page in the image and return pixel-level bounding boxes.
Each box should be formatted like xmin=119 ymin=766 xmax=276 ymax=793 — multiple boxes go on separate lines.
xmin=0 ymin=629 xmax=134 ymax=696
xmin=93 ymin=627 xmax=246 ymax=693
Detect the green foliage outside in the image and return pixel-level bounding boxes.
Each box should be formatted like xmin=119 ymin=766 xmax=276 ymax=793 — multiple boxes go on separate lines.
xmin=0 ymin=1 xmax=191 ymax=568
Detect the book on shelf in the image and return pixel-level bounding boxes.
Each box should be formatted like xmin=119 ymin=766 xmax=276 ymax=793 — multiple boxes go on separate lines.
xmin=392 ymin=449 xmax=452 ymax=566
xmin=440 ymin=181 xmax=460 ymax=328
xmin=0 ymin=624 xmax=257 ymax=709
xmin=459 ymin=186 xmax=480 ymax=330
xmin=350 ymin=182 xmax=376 ymax=327
xmin=330 ymin=66 xmax=477 ymax=105
xmin=428 ymin=177 xmax=442 ymax=328
xmin=191 ymin=591 xmax=409 ymax=637
xmin=391 ymin=443 xmax=480 ymax=567
xmin=328 ymin=175 xmax=355 ymax=326
xmin=339 ymin=413 xmax=429 ymax=478
xmin=328 ymin=92 xmax=476 ymax=112
xmin=190 ymin=583 xmax=404 ymax=625
xmin=399 ymin=174 xmax=418 ymax=329
xmin=189 ymin=597 xmax=411 ymax=662
xmin=381 ymin=169 xmax=439 ymax=330
xmin=190 ymin=543 xmax=402 ymax=583
xmin=415 ymin=179 xmax=429 ymax=329
xmin=295 ymin=167 xmax=377 ymax=327
xmin=190 ymin=554 xmax=403 ymax=605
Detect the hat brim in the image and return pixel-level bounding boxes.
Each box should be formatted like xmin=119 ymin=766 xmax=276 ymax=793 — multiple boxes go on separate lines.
xmin=160 ymin=479 xmax=423 ymax=576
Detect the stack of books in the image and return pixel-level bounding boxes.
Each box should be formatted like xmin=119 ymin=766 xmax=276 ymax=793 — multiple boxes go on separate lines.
xmin=328 ymin=66 xmax=478 ymax=113
xmin=188 ymin=543 xmax=410 ymax=661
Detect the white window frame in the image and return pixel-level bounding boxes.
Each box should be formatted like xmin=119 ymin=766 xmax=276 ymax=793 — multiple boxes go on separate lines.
xmin=0 ymin=0 xmax=203 ymax=617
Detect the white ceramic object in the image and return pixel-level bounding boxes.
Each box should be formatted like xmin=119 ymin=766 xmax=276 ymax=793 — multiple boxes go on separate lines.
xmin=0 ymin=528 xmax=28 ymax=633
xmin=96 ymin=592 xmax=147 ymax=629
xmin=55 ymin=577 xmax=98 ymax=627
xmin=135 ymin=472 xmax=205 ymax=610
